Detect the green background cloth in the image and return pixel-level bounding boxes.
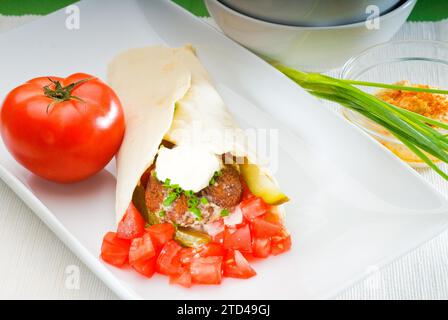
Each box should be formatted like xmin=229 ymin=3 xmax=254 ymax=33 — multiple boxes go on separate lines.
xmin=0 ymin=0 xmax=446 ymax=22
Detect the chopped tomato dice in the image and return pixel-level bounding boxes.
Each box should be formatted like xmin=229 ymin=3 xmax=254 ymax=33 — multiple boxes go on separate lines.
xmin=263 ymin=212 xmax=282 ymax=225
xmin=146 ymin=223 xmax=175 ymax=251
xmin=212 ymin=230 xmax=224 ymax=244
xmin=156 ymin=240 xmax=183 ymax=275
xmin=271 ymin=231 xmax=292 ymax=255
xmin=199 ymin=243 xmax=225 ymax=257
xmin=117 ymin=203 xmax=145 ymax=240
xmin=241 ymin=180 xmax=255 ymax=201
xmin=252 ymin=237 xmax=271 ymax=258
xmin=240 ymin=197 xmax=269 ymax=220
xmin=178 ymin=247 xmax=197 ymax=265
xmin=178 ymin=243 xmax=225 ymax=267
xmin=251 ymin=217 xmax=283 ymax=238
xmin=101 ymin=232 xmax=131 ymax=267
xmin=223 ymin=250 xmax=256 ymax=279
xmin=223 ymin=224 xmax=252 ymax=253
xmin=129 ymin=233 xmax=155 ymax=265
xmin=170 ymin=270 xmax=192 ymax=288
xmin=132 ymin=257 xmax=156 ymax=278
xmin=190 ymin=256 xmax=223 ymax=285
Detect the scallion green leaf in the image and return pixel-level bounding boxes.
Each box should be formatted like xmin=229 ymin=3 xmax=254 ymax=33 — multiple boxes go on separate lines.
xmin=274 ymin=63 xmax=448 ymax=180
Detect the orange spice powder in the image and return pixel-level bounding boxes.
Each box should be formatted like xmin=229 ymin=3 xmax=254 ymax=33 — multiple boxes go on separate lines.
xmin=375 ymin=80 xmax=448 ymax=122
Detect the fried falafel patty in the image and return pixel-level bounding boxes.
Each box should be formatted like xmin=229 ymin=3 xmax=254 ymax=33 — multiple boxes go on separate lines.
xmin=145 ymin=175 xmax=193 ymax=225
xmin=203 ymin=166 xmax=242 ymax=208
xmin=144 ymin=165 xmax=243 ymax=227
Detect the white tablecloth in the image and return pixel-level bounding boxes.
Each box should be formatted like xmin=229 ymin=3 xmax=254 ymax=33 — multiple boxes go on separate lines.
xmin=1 ymin=14 xmax=448 ymax=300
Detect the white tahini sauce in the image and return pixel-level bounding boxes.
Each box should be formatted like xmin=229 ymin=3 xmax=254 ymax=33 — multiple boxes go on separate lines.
xmin=155 ymin=145 xmax=220 ymax=192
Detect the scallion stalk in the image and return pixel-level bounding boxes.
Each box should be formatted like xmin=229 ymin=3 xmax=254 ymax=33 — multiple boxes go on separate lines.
xmin=274 ymin=64 xmax=448 ymax=180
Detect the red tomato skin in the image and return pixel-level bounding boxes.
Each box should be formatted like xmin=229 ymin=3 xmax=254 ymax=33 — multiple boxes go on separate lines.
xmin=263 ymin=212 xmax=282 ymax=225
xmin=199 ymin=243 xmax=225 ymax=257
xmin=178 ymin=243 xmax=225 ymax=268
xmin=129 ymin=233 xmax=155 ymax=265
xmin=117 ymin=203 xmax=146 ymax=240
xmin=271 ymin=232 xmax=292 ymax=256
xmin=178 ymin=248 xmax=197 ymax=266
xmin=100 ymin=232 xmax=131 ymax=267
xmin=223 ymin=225 xmax=252 ymax=253
xmin=251 ymin=217 xmax=283 ymax=238
xmin=240 ymin=179 xmax=255 ymax=201
xmin=169 ymin=270 xmax=192 ymax=288
xmin=212 ymin=230 xmax=224 ymax=244
xmin=240 ymin=197 xmax=269 ymax=220
xmin=156 ymin=240 xmax=183 ymax=276
xmin=132 ymin=257 xmax=156 ymax=278
xmin=252 ymin=237 xmax=271 ymax=258
xmin=223 ymin=250 xmax=256 ymax=279
xmin=146 ymin=223 xmax=175 ymax=251
xmin=190 ymin=256 xmax=223 ymax=285
xmin=0 ymin=74 xmax=125 ymax=183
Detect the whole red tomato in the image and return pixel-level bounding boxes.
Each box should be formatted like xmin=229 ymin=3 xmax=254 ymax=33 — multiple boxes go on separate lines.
xmin=0 ymin=73 xmax=125 ymax=183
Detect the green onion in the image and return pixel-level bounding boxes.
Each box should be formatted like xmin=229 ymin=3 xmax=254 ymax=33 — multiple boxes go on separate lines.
xmin=158 ymin=210 xmax=166 ymax=218
xmin=187 ymin=196 xmax=199 ymax=208
xmin=163 ymin=178 xmax=171 ymax=188
xmin=274 ymin=63 xmax=448 ymax=180
xmin=163 ymin=192 xmax=178 ymax=206
xmin=221 ymin=209 xmax=230 ymax=217
xmin=339 ymin=79 xmax=448 ymax=95
xmin=189 ymin=207 xmax=202 ymax=220
xmin=184 ymin=190 xmax=194 ymax=197
xmin=201 ymin=197 xmax=209 ymax=205
xmin=209 ymin=170 xmax=222 ymax=186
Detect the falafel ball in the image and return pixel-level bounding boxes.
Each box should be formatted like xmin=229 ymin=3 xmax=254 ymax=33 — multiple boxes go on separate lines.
xmin=204 ymin=166 xmax=242 ymax=208
xmin=146 ymin=175 xmax=193 ymax=225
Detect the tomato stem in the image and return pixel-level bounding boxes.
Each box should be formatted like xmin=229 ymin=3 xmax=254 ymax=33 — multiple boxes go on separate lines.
xmin=43 ymin=77 xmax=93 ymax=113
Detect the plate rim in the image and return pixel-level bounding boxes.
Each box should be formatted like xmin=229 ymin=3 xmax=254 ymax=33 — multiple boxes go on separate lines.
xmin=0 ymin=0 xmax=447 ymax=300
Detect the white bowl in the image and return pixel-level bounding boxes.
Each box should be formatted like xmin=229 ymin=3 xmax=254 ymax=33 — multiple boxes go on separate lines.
xmin=206 ymin=0 xmax=416 ymax=72
xmin=220 ymin=0 xmax=401 ymax=27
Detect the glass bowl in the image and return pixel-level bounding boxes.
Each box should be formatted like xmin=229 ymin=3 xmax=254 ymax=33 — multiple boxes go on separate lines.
xmin=341 ymin=40 xmax=448 ymax=168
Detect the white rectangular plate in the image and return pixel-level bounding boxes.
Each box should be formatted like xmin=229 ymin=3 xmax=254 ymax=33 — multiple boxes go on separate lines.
xmin=1 ymin=0 xmax=448 ymax=299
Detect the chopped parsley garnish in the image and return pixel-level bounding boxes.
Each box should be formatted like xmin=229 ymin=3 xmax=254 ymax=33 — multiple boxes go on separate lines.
xmin=220 ymin=209 xmax=230 ymax=217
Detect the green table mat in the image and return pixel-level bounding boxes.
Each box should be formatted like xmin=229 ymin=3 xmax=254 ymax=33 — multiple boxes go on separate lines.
xmin=0 ymin=0 xmax=445 ymax=22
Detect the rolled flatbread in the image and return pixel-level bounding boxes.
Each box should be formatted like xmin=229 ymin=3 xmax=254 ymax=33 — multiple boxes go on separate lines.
xmin=108 ymin=45 xmax=286 ymax=223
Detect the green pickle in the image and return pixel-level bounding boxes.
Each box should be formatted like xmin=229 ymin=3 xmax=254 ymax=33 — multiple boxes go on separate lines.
xmin=240 ymin=163 xmax=289 ymax=205
xmin=132 ymin=184 xmax=161 ymax=225
xmin=175 ymin=227 xmax=211 ymax=248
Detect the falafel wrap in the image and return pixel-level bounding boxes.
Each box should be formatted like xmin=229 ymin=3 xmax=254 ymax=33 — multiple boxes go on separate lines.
xmin=108 ymin=45 xmax=288 ymax=246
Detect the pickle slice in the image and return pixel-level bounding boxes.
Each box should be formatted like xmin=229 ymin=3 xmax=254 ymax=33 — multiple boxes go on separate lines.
xmin=132 ymin=184 xmax=161 ymax=225
xmin=240 ymin=163 xmax=289 ymax=205
xmin=175 ymin=227 xmax=211 ymax=248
